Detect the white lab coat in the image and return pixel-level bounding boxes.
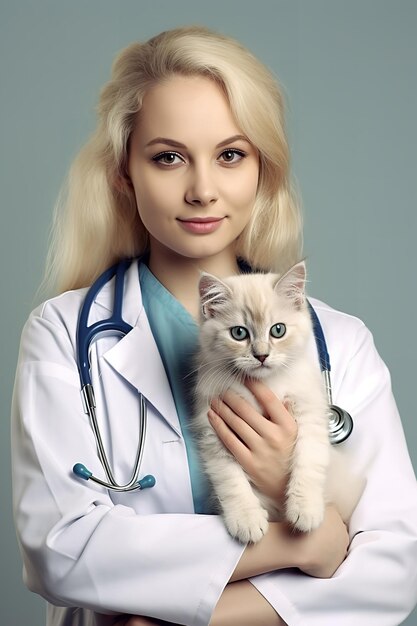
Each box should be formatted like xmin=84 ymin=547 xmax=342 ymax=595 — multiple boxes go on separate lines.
xmin=11 ymin=259 xmax=417 ymax=626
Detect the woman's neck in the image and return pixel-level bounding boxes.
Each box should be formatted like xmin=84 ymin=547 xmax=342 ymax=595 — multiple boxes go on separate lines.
xmin=147 ymin=247 xmax=240 ymax=320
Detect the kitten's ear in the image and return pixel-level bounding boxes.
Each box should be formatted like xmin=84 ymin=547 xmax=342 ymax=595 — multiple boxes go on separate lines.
xmin=274 ymin=261 xmax=306 ymax=309
xmin=199 ymin=273 xmax=232 ymax=319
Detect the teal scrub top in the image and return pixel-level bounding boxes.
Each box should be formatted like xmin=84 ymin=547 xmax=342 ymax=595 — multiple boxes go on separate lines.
xmin=139 ymin=262 xmax=212 ymax=514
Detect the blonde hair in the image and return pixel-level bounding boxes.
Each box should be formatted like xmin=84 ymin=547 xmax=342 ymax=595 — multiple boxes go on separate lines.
xmin=46 ymin=25 xmax=302 ymax=294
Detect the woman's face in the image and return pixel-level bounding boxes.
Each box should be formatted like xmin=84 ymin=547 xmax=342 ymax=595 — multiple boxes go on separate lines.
xmin=127 ymin=75 xmax=259 ymax=269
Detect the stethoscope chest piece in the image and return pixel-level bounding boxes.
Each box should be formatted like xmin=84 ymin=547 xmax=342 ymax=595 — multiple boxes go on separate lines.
xmin=328 ymin=405 xmax=354 ymax=444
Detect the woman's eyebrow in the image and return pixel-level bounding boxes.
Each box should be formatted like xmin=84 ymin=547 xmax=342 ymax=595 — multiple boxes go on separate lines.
xmin=216 ymin=135 xmax=250 ymax=148
xmin=145 ymin=137 xmax=186 ymax=149
xmin=145 ymin=134 xmax=250 ymax=149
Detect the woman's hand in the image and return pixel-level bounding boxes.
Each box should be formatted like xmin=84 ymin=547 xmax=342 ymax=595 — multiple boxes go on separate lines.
xmin=232 ymin=504 xmax=349 ymax=583
xmin=208 ymin=379 xmax=297 ymax=505
xmin=295 ymin=504 xmax=350 ymax=578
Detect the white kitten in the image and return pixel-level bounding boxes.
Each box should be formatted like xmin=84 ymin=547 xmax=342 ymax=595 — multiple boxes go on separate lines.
xmin=192 ymin=261 xmax=363 ymax=543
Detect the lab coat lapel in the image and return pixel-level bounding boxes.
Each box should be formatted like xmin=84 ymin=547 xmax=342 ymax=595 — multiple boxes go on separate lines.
xmin=97 ymin=260 xmax=182 ymax=437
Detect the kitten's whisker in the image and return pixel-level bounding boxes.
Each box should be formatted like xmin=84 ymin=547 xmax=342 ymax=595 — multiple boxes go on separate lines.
xmin=185 ymin=356 xmax=236 ymax=382
xmin=196 ymin=366 xmax=234 ymax=398
xmin=200 ymin=366 xmax=242 ymax=400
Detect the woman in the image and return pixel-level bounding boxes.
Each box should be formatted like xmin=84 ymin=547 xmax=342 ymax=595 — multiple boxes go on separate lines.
xmin=11 ymin=26 xmax=417 ymax=626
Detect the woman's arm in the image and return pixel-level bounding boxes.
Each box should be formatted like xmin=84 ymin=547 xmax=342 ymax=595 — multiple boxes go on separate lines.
xmin=209 ymin=504 xmax=349 ymax=626
xmin=107 ymin=498 xmax=347 ymax=626
xmin=14 ymin=301 xmax=314 ymax=626
xmin=12 ymin=300 xmax=349 ymax=625
xmin=232 ymin=504 xmax=349 ymax=581
xmin=101 ymin=366 xmax=349 ymax=626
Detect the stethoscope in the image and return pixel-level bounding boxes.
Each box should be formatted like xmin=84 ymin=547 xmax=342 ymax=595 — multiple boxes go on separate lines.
xmin=73 ymin=260 xmax=353 ymax=493
xmin=73 ymin=259 xmax=156 ymax=492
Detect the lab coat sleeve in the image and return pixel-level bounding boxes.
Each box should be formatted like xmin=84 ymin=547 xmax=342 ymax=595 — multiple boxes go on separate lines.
xmin=250 ymin=318 xmax=417 ymax=626
xmin=11 ymin=305 xmax=244 ymax=626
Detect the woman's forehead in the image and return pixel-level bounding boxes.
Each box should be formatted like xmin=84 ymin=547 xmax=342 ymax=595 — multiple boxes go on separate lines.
xmin=131 ymin=75 xmax=246 ymax=147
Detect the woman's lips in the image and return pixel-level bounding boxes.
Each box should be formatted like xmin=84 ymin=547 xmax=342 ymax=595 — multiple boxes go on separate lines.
xmin=177 ymin=217 xmax=225 ymax=234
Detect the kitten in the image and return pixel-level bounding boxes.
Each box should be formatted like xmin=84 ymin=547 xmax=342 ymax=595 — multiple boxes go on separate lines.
xmin=192 ymin=261 xmax=362 ymax=543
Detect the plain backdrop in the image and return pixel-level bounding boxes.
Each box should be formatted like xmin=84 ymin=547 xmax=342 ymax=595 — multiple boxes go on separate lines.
xmin=1 ymin=1 xmax=416 ymax=624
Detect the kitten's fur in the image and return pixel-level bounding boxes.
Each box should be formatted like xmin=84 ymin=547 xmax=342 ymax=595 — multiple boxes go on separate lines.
xmin=192 ymin=261 xmax=363 ymax=543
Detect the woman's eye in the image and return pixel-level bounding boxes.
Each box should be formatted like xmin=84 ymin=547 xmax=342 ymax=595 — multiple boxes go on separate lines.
xmin=152 ymin=151 xmax=184 ymax=166
xmin=230 ymin=326 xmax=249 ymax=341
xmin=219 ymin=149 xmax=246 ymax=165
xmin=270 ymin=323 xmax=286 ymax=339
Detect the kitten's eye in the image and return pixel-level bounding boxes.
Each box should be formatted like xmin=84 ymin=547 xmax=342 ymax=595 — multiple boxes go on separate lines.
xmin=230 ymin=326 xmax=249 ymax=341
xmin=270 ymin=323 xmax=286 ymax=338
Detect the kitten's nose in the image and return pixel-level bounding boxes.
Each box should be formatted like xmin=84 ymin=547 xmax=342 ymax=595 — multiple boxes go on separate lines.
xmin=255 ymin=354 xmax=269 ymax=364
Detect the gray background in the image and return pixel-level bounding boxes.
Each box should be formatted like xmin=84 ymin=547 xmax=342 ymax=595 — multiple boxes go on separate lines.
xmin=1 ymin=1 xmax=416 ymax=624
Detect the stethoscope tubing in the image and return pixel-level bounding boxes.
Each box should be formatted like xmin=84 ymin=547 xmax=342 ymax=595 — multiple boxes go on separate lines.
xmin=77 ymin=259 xmax=133 ymax=389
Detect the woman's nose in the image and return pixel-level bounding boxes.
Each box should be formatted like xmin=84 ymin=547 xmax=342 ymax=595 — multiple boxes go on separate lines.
xmin=184 ymin=164 xmax=218 ymax=206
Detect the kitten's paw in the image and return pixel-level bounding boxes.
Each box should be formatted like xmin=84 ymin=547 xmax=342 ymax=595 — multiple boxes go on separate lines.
xmin=286 ymin=495 xmax=324 ymax=532
xmin=224 ymin=506 xmax=269 ymax=544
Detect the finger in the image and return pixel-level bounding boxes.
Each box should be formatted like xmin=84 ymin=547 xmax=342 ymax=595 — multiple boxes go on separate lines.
xmin=211 ymin=396 xmax=262 ymax=448
xmin=208 ymin=409 xmax=253 ymax=467
xmin=216 ymin=389 xmax=274 ymax=439
xmin=245 ymin=378 xmax=297 ymax=432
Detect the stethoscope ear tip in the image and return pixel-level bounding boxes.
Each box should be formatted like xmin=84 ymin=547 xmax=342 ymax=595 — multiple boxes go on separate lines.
xmin=138 ymin=474 xmax=156 ymax=490
xmin=73 ymin=463 xmax=92 ymax=481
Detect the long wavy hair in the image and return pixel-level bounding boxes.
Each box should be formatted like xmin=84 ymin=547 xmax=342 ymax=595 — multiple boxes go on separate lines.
xmin=45 ymin=25 xmax=302 ymax=294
